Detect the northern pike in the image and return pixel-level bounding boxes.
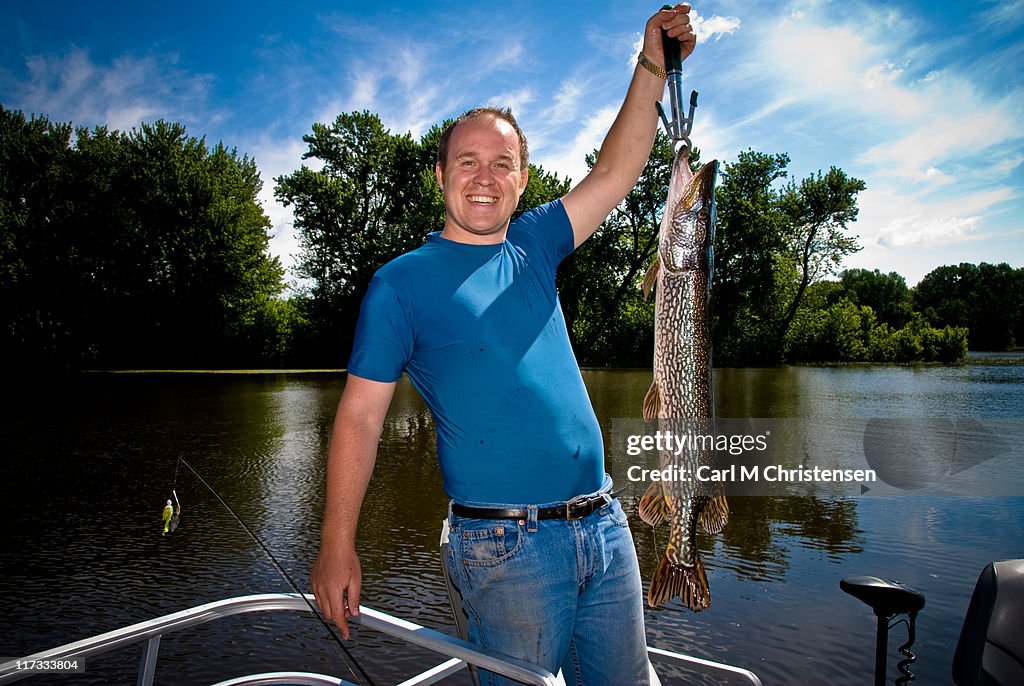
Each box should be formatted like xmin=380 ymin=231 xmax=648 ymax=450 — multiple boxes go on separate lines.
xmin=639 ymin=145 xmax=727 ymax=611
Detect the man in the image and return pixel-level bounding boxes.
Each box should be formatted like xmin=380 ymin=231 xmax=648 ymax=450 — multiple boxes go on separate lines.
xmin=312 ymin=5 xmax=696 ymax=684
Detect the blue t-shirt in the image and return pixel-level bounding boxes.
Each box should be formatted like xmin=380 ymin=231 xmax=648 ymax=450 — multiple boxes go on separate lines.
xmin=347 ymin=200 xmax=604 ymax=504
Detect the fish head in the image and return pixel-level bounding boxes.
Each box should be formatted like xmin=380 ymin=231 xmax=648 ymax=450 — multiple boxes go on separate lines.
xmin=660 ymin=158 xmax=719 ymax=276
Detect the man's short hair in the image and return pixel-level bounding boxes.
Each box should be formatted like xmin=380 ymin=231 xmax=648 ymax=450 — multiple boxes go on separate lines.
xmin=436 ymin=107 xmax=529 ymax=171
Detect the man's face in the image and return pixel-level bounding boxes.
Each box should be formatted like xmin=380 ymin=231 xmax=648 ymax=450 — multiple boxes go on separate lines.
xmin=435 ymin=115 xmax=529 ymax=244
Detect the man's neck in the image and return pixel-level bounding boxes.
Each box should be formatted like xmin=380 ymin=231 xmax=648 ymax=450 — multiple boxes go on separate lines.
xmin=439 ymin=223 xmax=510 ymax=245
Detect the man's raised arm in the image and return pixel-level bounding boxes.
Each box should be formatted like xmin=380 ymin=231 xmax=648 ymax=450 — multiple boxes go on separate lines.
xmin=311 ymin=373 xmax=396 ymax=639
xmin=562 ymin=4 xmax=696 ymax=247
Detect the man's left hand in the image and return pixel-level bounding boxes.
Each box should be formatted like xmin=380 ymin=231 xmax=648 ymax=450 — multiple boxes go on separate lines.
xmin=643 ymin=3 xmax=697 ymax=70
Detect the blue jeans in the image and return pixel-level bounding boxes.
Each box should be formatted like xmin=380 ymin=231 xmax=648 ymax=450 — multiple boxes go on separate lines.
xmin=444 ymin=477 xmax=650 ymax=685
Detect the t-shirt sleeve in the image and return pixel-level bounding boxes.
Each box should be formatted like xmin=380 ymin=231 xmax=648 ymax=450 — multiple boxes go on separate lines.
xmin=511 ymin=199 xmax=574 ymax=275
xmin=346 ymin=275 xmax=413 ymax=383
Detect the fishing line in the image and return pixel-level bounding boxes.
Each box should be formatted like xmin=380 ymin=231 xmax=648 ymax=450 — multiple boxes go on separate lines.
xmin=175 ymin=456 xmax=377 ymax=686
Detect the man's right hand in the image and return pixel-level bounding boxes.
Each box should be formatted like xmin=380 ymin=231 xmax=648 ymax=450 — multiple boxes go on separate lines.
xmin=311 ymin=541 xmax=362 ymax=640
xmin=310 ymin=374 xmax=397 ymax=639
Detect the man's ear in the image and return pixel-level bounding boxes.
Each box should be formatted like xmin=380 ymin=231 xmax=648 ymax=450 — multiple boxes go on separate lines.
xmin=435 ymin=162 xmax=444 ymax=191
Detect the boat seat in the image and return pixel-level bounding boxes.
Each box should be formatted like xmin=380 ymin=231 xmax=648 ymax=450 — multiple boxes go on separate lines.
xmin=952 ymin=559 xmax=1024 ymax=686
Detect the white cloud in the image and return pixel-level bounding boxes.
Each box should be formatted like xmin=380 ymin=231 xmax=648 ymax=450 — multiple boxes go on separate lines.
xmin=856 ymin=184 xmax=1015 ymax=249
xmin=489 ymin=88 xmax=535 ymax=118
xmin=745 ymin=3 xmax=1022 ymax=187
xmin=860 ymin=61 xmax=905 ymax=90
xmin=534 ymin=105 xmax=619 ymax=186
xmin=692 ymin=13 xmax=741 ymax=41
xmin=978 ymin=0 xmax=1024 ymax=33
xmin=344 ymin=69 xmax=380 ymax=113
xmin=988 ymin=154 xmax=1024 ymax=178
xmin=876 ymin=214 xmax=982 ymax=248
xmin=313 ymin=14 xmax=533 ymax=139
xmin=549 ymin=78 xmax=584 ymax=123
xmin=8 ymin=47 xmax=215 ymax=133
xmin=855 ymin=79 xmax=1019 ymax=185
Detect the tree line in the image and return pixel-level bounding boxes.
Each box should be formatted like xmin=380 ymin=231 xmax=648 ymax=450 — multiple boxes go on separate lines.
xmin=3 ymin=104 xmax=1019 ymax=372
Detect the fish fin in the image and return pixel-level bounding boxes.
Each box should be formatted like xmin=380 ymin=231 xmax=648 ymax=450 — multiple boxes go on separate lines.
xmin=641 ymin=256 xmax=660 ymax=300
xmin=642 ymin=381 xmax=661 ymax=421
xmin=647 ymin=555 xmax=710 ymax=611
xmin=698 ymin=486 xmax=729 ymax=534
xmin=638 ymin=482 xmax=670 ymax=527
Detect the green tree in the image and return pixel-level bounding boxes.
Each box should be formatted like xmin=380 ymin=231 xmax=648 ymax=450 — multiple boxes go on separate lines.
xmin=913 ymin=262 xmax=1023 ymax=350
xmin=837 ymin=268 xmax=913 ymax=329
xmin=0 ymin=107 xmax=286 ymax=370
xmin=786 ymin=300 xmax=967 ymax=363
xmin=103 ymin=121 xmax=285 ymax=367
xmin=712 ymin=150 xmax=791 ymax=365
xmin=785 ymin=298 xmax=871 ymax=362
xmin=712 ymin=151 xmax=864 ymax=364
xmin=0 ymin=106 xmax=77 ymax=369
xmin=559 ymin=132 xmax=671 ymax=366
xmin=774 ymin=167 xmax=865 ymax=354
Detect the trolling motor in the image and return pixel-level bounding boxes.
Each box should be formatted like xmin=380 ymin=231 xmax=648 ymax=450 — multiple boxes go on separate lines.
xmin=841 ymin=575 xmax=926 ymax=685
xmin=656 ymin=6 xmax=698 ymax=148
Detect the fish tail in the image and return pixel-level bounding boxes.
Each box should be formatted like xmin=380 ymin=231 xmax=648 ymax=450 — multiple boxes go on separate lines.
xmin=647 ymin=555 xmax=710 ymax=611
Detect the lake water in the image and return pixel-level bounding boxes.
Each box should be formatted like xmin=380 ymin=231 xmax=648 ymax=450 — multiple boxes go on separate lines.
xmin=2 ymin=356 xmax=1022 ymax=685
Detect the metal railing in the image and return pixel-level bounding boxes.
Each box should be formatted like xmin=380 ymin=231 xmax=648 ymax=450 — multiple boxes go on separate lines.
xmin=0 ymin=593 xmax=761 ymax=686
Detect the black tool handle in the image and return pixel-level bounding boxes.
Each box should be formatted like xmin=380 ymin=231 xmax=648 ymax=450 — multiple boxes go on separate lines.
xmin=660 ymin=5 xmax=682 ymax=74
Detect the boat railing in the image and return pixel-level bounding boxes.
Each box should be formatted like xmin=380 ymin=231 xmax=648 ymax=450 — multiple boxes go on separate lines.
xmin=0 ymin=592 xmax=762 ymax=686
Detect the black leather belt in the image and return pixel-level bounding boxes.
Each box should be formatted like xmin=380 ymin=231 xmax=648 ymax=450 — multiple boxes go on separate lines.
xmin=451 ymin=491 xmax=616 ymax=521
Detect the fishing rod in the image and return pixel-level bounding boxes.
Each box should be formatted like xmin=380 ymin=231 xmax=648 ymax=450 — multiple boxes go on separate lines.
xmin=174 ymin=456 xmax=377 ymax=686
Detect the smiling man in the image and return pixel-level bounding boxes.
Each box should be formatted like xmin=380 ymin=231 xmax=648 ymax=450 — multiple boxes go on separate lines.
xmin=312 ymin=5 xmax=697 ymax=685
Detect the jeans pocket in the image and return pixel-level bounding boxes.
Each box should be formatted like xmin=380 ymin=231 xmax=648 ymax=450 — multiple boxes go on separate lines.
xmin=603 ymin=499 xmax=631 ymax=528
xmin=456 ymin=521 xmax=524 ymax=568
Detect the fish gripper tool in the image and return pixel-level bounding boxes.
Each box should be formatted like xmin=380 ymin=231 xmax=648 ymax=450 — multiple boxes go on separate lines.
xmin=656 ymin=6 xmax=698 ymax=149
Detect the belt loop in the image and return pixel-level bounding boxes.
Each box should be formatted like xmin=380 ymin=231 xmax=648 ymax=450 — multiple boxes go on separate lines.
xmin=527 ymin=505 xmax=538 ymax=533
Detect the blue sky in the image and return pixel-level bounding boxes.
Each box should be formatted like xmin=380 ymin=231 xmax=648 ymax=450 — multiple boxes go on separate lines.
xmin=2 ymin=0 xmax=1022 ymax=288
